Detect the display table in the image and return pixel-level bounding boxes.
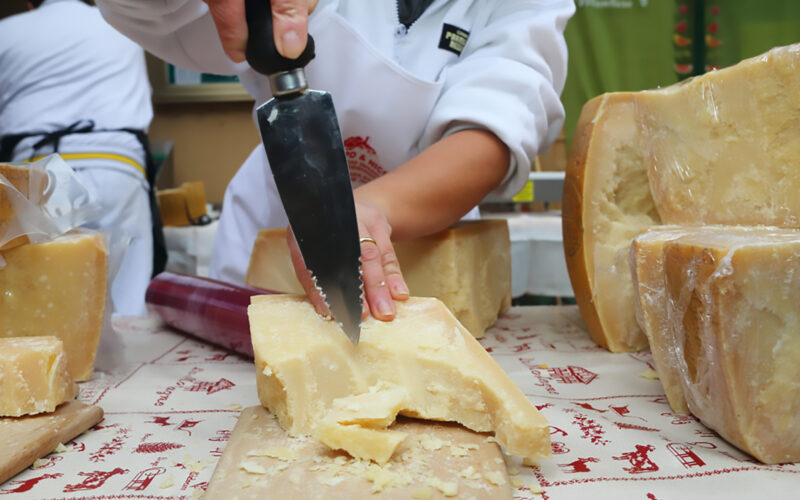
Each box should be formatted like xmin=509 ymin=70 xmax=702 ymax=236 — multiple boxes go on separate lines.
xmin=2 ymin=306 xmax=796 ymax=499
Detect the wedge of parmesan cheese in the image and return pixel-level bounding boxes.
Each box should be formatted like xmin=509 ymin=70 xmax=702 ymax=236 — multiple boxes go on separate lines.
xmin=248 ymin=295 xmax=550 ymax=463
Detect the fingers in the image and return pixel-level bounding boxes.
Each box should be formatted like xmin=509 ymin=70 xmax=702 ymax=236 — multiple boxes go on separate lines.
xmin=285 ymin=226 xmax=330 ymax=318
xmin=358 ymin=229 xmax=409 ymax=323
xmin=270 ymin=0 xmax=315 ymax=59
xmin=204 ymin=0 xmax=248 ymax=62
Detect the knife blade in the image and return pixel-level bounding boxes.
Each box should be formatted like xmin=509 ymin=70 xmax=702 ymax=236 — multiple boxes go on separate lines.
xmin=244 ymin=0 xmax=362 ymax=344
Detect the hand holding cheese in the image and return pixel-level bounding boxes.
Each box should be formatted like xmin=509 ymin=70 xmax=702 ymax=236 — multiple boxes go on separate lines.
xmin=248 ymin=295 xmax=550 ymax=464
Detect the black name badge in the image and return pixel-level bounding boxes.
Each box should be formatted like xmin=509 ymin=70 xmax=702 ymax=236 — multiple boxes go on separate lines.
xmin=439 ymin=23 xmax=470 ymax=56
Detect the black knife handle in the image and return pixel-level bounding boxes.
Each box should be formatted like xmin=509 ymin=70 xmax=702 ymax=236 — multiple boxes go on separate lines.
xmin=244 ymin=0 xmax=316 ymax=75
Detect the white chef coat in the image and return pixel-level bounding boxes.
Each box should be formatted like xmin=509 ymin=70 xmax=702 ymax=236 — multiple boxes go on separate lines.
xmin=0 ymin=0 xmax=155 ymax=315
xmin=97 ymin=0 xmax=573 ymax=285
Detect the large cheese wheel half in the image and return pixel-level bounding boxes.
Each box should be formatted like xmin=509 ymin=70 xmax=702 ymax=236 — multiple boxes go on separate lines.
xmin=563 ymin=93 xmax=661 ymax=352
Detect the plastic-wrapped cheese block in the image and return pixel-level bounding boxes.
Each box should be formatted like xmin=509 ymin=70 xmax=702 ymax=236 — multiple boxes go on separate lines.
xmin=636 ymin=44 xmax=800 ymax=227
xmin=0 ymin=336 xmax=76 ymax=417
xmin=630 ymin=226 xmax=702 ymax=414
xmin=246 ymin=220 xmax=511 ymax=338
xmin=0 ymin=229 xmax=108 ymax=381
xmin=248 ymin=295 xmax=550 ymax=463
xmin=0 ymin=164 xmax=49 ymax=250
xmin=662 ymin=226 xmax=800 ymax=464
xmin=563 ymin=93 xmax=661 ymax=352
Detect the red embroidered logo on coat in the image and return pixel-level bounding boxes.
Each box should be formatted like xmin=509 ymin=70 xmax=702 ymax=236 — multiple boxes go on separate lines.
xmin=344 ymin=136 xmax=385 ymax=186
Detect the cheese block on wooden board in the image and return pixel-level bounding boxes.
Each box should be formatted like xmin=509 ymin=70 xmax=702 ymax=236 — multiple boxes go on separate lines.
xmin=635 ymin=44 xmax=800 ymax=228
xmin=249 ymin=295 xmax=550 ymax=463
xmin=0 ymin=401 xmax=104 ymax=484
xmin=661 ymin=227 xmax=800 ymax=464
xmin=205 ymin=406 xmax=512 ymax=500
xmin=0 ymin=230 xmax=108 ymax=381
xmin=245 ymin=220 xmax=512 ymax=338
xmin=0 ymin=337 xmax=76 ymax=417
xmin=563 ymin=92 xmax=661 ymax=353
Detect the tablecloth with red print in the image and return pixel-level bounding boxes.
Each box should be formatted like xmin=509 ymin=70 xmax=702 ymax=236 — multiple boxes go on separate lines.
xmin=2 ymin=306 xmax=798 ymax=499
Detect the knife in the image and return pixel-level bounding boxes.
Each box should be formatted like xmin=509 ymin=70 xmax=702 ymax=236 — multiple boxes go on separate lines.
xmin=244 ymin=0 xmax=363 ymax=344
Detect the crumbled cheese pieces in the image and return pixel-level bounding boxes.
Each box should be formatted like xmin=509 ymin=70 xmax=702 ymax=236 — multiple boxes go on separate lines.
xmin=316 ymin=419 xmax=407 ymax=465
xmin=204 ymin=406 xmax=512 ymax=499
xmin=0 ymin=230 xmax=107 ymax=381
xmin=245 ymin=219 xmax=512 ymax=338
xmin=248 ymin=295 xmax=551 ymax=463
xmin=631 ymin=225 xmax=800 ymax=463
xmin=0 ymin=336 xmax=76 ymax=416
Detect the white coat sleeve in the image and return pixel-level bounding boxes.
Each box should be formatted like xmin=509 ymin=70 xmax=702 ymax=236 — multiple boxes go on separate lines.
xmin=421 ymin=0 xmax=574 ymax=199
xmin=95 ymin=0 xmax=247 ymax=76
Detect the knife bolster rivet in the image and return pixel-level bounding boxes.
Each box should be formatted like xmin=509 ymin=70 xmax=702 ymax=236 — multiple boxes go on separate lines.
xmin=269 ymin=69 xmax=308 ymax=97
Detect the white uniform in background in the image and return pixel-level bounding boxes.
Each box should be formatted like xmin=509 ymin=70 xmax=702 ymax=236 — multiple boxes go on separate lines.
xmin=97 ymin=0 xmax=573 ymax=285
xmin=0 ymin=0 xmax=154 ymax=316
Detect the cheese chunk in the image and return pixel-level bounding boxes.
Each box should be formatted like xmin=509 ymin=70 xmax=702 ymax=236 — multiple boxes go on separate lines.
xmin=248 ymin=295 xmax=550 ymax=462
xmin=636 ymin=44 xmax=800 ymax=227
xmin=0 ymin=336 xmax=76 ymax=417
xmin=630 ymin=226 xmax=698 ymax=414
xmin=157 ymin=181 xmax=208 ymax=227
xmin=662 ymin=227 xmax=800 ymax=464
xmin=246 ymin=220 xmax=511 ymax=339
xmin=0 ymin=230 xmax=108 ymax=381
xmin=328 ymin=383 xmax=408 ymax=427
xmin=563 ymin=93 xmax=660 ymax=352
xmin=316 ymin=419 xmax=407 ymax=465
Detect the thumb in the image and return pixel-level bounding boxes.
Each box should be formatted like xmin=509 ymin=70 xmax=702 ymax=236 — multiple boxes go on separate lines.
xmin=270 ymin=0 xmax=311 ymax=59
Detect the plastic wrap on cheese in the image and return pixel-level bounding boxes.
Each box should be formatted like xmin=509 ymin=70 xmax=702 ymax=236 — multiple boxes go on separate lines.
xmin=657 ymin=226 xmax=800 ymax=464
xmin=629 ymin=226 xmax=692 ymax=414
xmin=0 ymin=154 xmax=102 ymax=252
xmin=635 ymin=43 xmax=800 ymax=228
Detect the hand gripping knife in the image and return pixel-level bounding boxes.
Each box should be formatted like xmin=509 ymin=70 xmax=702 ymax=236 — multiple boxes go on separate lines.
xmin=245 ymin=0 xmax=363 ymax=344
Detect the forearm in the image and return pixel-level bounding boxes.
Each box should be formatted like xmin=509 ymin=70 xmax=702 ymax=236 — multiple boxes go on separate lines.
xmin=354 ymin=129 xmax=510 ymax=241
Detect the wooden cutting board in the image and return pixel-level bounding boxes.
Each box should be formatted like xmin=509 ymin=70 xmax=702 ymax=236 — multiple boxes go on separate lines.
xmin=206 ymin=407 xmax=512 ymax=499
xmin=0 ymin=401 xmax=104 ymax=484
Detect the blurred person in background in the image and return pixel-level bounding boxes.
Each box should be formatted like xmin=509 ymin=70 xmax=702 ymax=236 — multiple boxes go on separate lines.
xmin=0 ymin=0 xmax=165 ymax=316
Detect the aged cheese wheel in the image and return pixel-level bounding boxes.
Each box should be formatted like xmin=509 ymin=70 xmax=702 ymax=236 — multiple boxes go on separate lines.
xmin=563 ymin=93 xmax=660 ymax=352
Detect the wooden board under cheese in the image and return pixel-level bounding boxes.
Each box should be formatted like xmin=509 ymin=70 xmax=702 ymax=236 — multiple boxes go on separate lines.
xmin=0 ymin=401 xmax=103 ymax=484
xmin=205 ymin=406 xmax=512 ymax=499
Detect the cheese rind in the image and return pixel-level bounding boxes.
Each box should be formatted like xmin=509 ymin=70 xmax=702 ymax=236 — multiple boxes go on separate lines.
xmin=248 ymin=295 xmax=550 ymax=462
xmin=563 ymin=93 xmax=660 ymax=352
xmin=0 ymin=336 xmax=76 ymax=417
xmin=629 ymin=226 xmax=692 ymax=414
xmin=245 ymin=220 xmax=512 ymax=338
xmin=0 ymin=230 xmax=108 ymax=381
xmin=662 ymin=227 xmax=800 ymax=464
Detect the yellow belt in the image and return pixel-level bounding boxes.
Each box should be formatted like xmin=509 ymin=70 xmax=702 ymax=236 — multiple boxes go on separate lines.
xmin=28 ymin=152 xmax=146 ymax=178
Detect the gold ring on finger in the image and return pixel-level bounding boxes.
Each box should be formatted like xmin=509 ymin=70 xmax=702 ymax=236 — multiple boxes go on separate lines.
xmin=359 ymin=236 xmax=378 ymax=246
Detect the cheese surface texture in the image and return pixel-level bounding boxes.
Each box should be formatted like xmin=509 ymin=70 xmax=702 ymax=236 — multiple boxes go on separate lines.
xmin=246 ymin=220 xmax=512 ymax=338
xmin=629 ymin=226 xmax=691 ymax=414
xmin=0 ymin=336 xmax=76 ymax=417
xmin=636 ymin=44 xmax=800 ymax=227
xmin=661 ymin=227 xmax=800 ymax=464
xmin=0 ymin=230 xmax=108 ymax=381
xmin=248 ymin=295 xmax=550 ymax=463
xmin=563 ymin=93 xmax=660 ymax=352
